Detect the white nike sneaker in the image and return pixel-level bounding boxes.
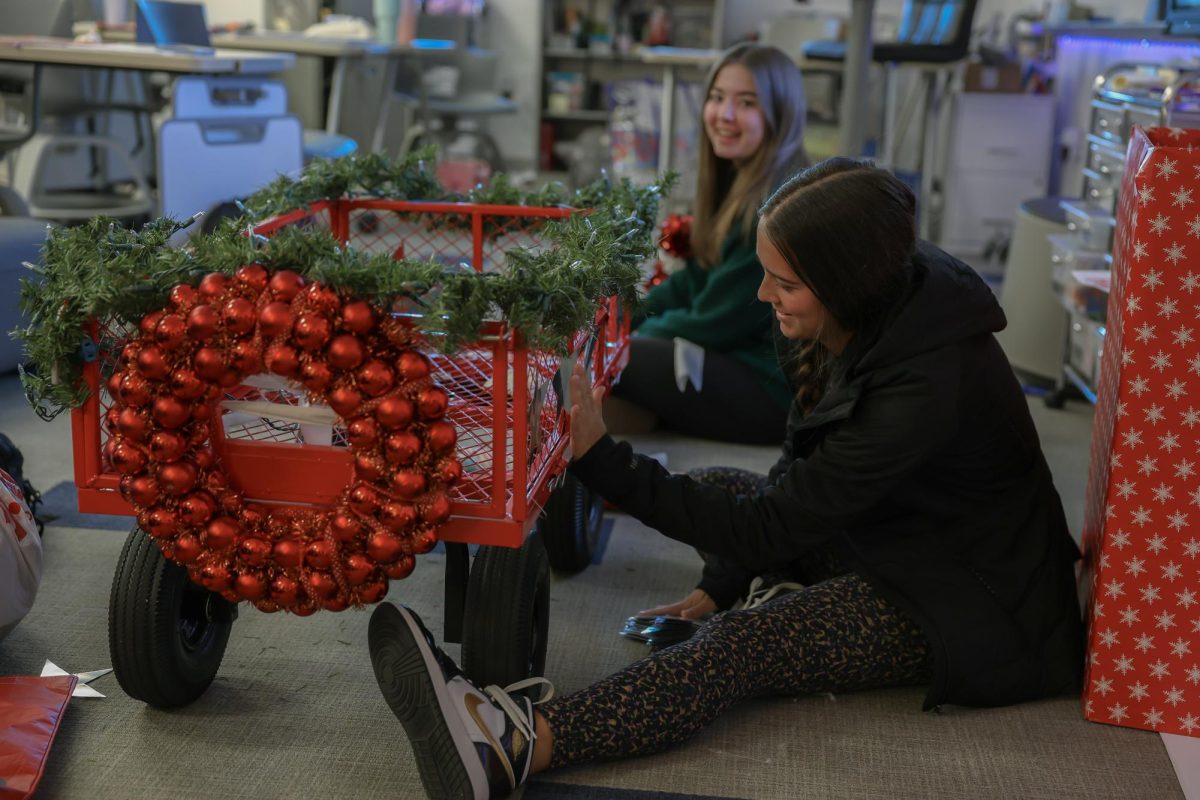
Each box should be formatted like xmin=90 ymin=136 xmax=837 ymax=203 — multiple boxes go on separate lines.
xmin=368 ymin=602 xmax=553 ymax=800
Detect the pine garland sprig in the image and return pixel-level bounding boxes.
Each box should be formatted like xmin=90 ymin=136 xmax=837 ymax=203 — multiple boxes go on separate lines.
xmin=16 ymin=168 xmax=673 ymax=418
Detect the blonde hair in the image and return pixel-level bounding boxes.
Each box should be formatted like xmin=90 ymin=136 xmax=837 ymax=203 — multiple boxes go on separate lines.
xmin=691 ymin=43 xmax=810 ymax=267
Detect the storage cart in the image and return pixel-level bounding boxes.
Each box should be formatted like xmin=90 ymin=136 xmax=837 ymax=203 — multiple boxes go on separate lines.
xmin=71 ymin=197 xmax=631 ymax=707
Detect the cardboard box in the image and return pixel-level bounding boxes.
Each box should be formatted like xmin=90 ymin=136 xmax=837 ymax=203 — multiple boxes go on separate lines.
xmin=964 ymin=62 xmax=1024 ymax=93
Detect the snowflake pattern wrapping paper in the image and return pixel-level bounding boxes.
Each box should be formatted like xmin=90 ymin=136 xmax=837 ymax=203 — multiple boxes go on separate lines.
xmin=1081 ymin=126 xmax=1200 ymax=737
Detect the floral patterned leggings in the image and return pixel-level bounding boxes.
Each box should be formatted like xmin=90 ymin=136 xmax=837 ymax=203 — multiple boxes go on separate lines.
xmin=539 ymin=467 xmax=934 ymax=768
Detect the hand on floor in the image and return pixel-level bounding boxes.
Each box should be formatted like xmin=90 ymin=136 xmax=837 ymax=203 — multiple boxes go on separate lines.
xmin=638 ymin=588 xmax=716 ymax=621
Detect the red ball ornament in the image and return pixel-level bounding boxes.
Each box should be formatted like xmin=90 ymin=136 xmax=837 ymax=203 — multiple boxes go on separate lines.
xmin=157 ymin=461 xmax=198 ymax=496
xmin=417 ymin=387 xmax=449 ymax=420
xmin=300 ymin=360 xmax=333 ymax=392
xmin=145 ymin=507 xmax=179 ymax=538
xmin=139 ymin=310 xmax=165 ymax=337
xmin=242 ymin=505 xmax=266 ymax=529
xmin=104 ymin=407 xmax=121 ymax=433
xmin=327 ymin=334 xmax=365 ymax=370
xmin=121 ymin=342 xmax=143 ymax=368
xmin=264 ymin=343 xmax=300 ymax=377
xmin=170 ymin=368 xmax=207 ymax=400
xmin=306 ymin=570 xmax=338 ymax=600
xmin=136 ymin=345 xmax=170 ymax=380
xmin=234 ymin=264 xmax=269 ymax=291
xmin=384 ymin=431 xmax=422 ymax=465
xmin=258 ymin=302 xmax=294 ymax=338
xmin=119 ymin=372 xmax=151 ymax=407
xmin=305 ymin=539 xmax=335 ymax=570
xmin=123 ymin=474 xmax=159 ymax=506
xmin=330 ymin=513 xmax=363 ymax=542
xmin=346 ymin=416 xmax=379 ymax=448
xmin=293 ymin=314 xmax=332 ymax=351
xmin=328 ymin=386 xmax=364 ymax=418
xmin=384 ymin=554 xmax=416 ymax=580
xmin=390 ymin=469 xmax=427 ymax=500
xmin=306 ymin=285 xmax=341 ymax=315
xmin=357 ymin=360 xmax=395 ymax=397
xmin=155 ymin=314 xmax=188 ymax=351
xmin=218 ymin=368 xmax=241 ymax=388
xmin=186 ymin=304 xmax=219 ymax=340
xmin=238 ymin=537 xmax=271 ymax=566
xmin=107 ymin=371 xmax=124 ymax=400
xmin=268 ymin=270 xmax=305 ymax=300
xmin=236 ymin=571 xmax=268 ymax=601
xmin=204 ymin=517 xmax=239 ymax=551
xmin=658 ymin=213 xmax=693 ymax=259
xmin=367 ymin=531 xmax=403 ymax=564
xmin=152 ymin=395 xmax=192 ymax=429
xmin=270 ymin=575 xmax=300 ymax=605
xmin=358 ymin=579 xmax=388 ymax=604
xmin=179 ymin=491 xmax=217 ymax=525
xmin=192 ymin=447 xmax=214 ymax=470
xmin=375 ymin=396 xmax=415 ymax=429
xmin=380 ymin=501 xmax=417 ymax=532
xmin=205 ymin=471 xmax=229 ymax=492
xmin=169 ymin=284 xmax=198 ymax=312
xmin=174 ymin=533 xmax=202 ymax=564
xmin=230 ymin=340 xmax=262 ymax=374
xmin=198 ymin=272 xmax=230 ymax=299
xmin=149 ymin=430 xmax=189 ymax=462
xmin=321 ymin=595 xmax=350 ymax=613
xmin=412 ymin=526 xmax=439 ymax=554
xmin=223 ymin=297 xmax=257 ymax=336
xmin=420 ymin=494 xmax=452 ymax=525
xmin=254 ymin=599 xmax=282 ymax=614
xmin=396 ymin=350 xmax=430 ymax=381
xmin=117 ymin=407 xmax=152 ymax=442
xmin=435 ymin=458 xmax=463 ymax=485
xmin=353 ymin=453 xmax=387 ymax=482
xmin=193 ymin=346 xmax=226 ymax=382
xmin=424 ymin=420 xmax=457 ymax=455
xmin=291 ymin=602 xmax=318 ymax=617
xmin=343 ymin=553 xmax=375 ymax=585
xmin=348 ymin=484 xmax=380 ymax=515
xmin=200 ymin=563 xmax=232 ymax=592
xmin=340 ymin=301 xmax=376 ymax=334
xmin=111 ymin=442 xmax=148 ymax=475
xmin=272 ymin=538 xmax=303 ymax=568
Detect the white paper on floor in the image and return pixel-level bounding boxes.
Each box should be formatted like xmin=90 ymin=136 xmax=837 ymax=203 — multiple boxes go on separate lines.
xmin=41 ymin=660 xmax=112 ymax=698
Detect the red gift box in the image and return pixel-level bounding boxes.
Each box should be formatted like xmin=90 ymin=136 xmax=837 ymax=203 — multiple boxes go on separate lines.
xmin=1081 ymin=126 xmax=1200 ymax=737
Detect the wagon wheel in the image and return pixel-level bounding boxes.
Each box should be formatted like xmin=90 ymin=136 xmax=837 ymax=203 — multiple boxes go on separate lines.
xmin=460 ymin=532 xmax=549 ymax=691
xmin=540 ymin=473 xmax=604 ymax=573
xmin=108 ymin=527 xmax=237 ymax=708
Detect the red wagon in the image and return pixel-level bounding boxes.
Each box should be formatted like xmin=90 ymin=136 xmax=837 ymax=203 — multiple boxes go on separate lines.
xmin=70 ymin=198 xmax=631 ymax=706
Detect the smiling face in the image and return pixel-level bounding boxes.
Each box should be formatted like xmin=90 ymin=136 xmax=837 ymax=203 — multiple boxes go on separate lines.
xmin=756 ymin=221 xmax=850 ymax=353
xmin=703 ymin=63 xmax=767 ymax=165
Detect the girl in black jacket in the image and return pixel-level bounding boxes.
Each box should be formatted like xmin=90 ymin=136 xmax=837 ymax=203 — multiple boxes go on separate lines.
xmin=366 ymin=158 xmax=1085 ymax=800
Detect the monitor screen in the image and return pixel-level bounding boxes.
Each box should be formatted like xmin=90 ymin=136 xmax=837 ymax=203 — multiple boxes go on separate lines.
xmin=135 ymin=0 xmax=212 ymax=47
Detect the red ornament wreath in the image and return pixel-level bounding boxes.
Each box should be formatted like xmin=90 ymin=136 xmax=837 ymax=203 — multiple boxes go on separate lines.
xmin=101 ymin=265 xmax=462 ymax=615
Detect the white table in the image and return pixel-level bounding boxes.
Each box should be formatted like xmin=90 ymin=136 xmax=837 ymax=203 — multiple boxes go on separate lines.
xmin=640 ymin=46 xmax=720 ymax=174
xmin=0 ymin=36 xmax=293 ymax=155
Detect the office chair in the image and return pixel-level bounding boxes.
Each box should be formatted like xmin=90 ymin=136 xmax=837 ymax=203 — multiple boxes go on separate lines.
xmin=0 ymin=0 xmax=156 ymax=222
xmin=802 ymin=0 xmax=978 ymax=165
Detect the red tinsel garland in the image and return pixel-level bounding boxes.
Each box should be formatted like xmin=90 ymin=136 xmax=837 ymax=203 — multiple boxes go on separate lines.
xmin=102 ymin=265 xmax=461 ymax=615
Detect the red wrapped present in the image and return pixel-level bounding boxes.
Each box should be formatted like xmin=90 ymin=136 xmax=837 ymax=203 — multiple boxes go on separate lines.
xmin=1081 ymin=126 xmax=1200 ymax=737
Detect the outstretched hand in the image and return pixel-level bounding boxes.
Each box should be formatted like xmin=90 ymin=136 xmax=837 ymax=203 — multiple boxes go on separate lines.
xmin=569 ymin=357 xmax=607 ymax=460
xmin=639 ymin=589 xmax=717 ymax=621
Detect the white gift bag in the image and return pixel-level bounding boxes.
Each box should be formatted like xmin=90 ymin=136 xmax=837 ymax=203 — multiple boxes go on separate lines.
xmin=0 ymin=468 xmax=42 ymax=641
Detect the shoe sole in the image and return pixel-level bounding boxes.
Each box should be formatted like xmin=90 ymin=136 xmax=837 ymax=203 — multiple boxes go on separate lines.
xmin=368 ymin=603 xmax=489 ymax=800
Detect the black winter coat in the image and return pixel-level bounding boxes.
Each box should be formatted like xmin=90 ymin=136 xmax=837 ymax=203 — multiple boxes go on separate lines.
xmin=570 ymin=242 xmax=1085 ymax=710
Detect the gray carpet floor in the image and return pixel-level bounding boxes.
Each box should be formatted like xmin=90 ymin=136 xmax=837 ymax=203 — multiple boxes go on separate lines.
xmin=0 ymin=372 xmax=1185 ymax=799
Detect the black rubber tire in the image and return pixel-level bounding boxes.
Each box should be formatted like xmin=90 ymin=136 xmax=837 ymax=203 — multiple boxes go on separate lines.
xmin=108 ymin=527 xmax=236 ymax=708
xmin=460 ymin=532 xmax=550 ymax=691
xmin=540 ymin=474 xmax=604 ymax=574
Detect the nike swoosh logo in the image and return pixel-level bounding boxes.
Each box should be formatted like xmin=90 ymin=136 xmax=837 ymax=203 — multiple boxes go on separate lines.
xmin=464 ymin=694 xmax=516 ymax=789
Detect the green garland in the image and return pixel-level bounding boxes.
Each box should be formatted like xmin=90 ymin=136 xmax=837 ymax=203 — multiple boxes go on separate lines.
xmin=16 ymin=150 xmax=675 ymax=419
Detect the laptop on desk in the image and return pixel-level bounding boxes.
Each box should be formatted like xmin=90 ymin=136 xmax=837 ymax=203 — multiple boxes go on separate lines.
xmin=135 ymin=0 xmax=215 ymax=53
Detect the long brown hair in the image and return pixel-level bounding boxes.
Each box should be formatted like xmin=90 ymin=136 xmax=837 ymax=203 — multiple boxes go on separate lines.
xmin=759 ymin=158 xmax=917 ymax=413
xmin=691 ymin=43 xmax=810 ymax=267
